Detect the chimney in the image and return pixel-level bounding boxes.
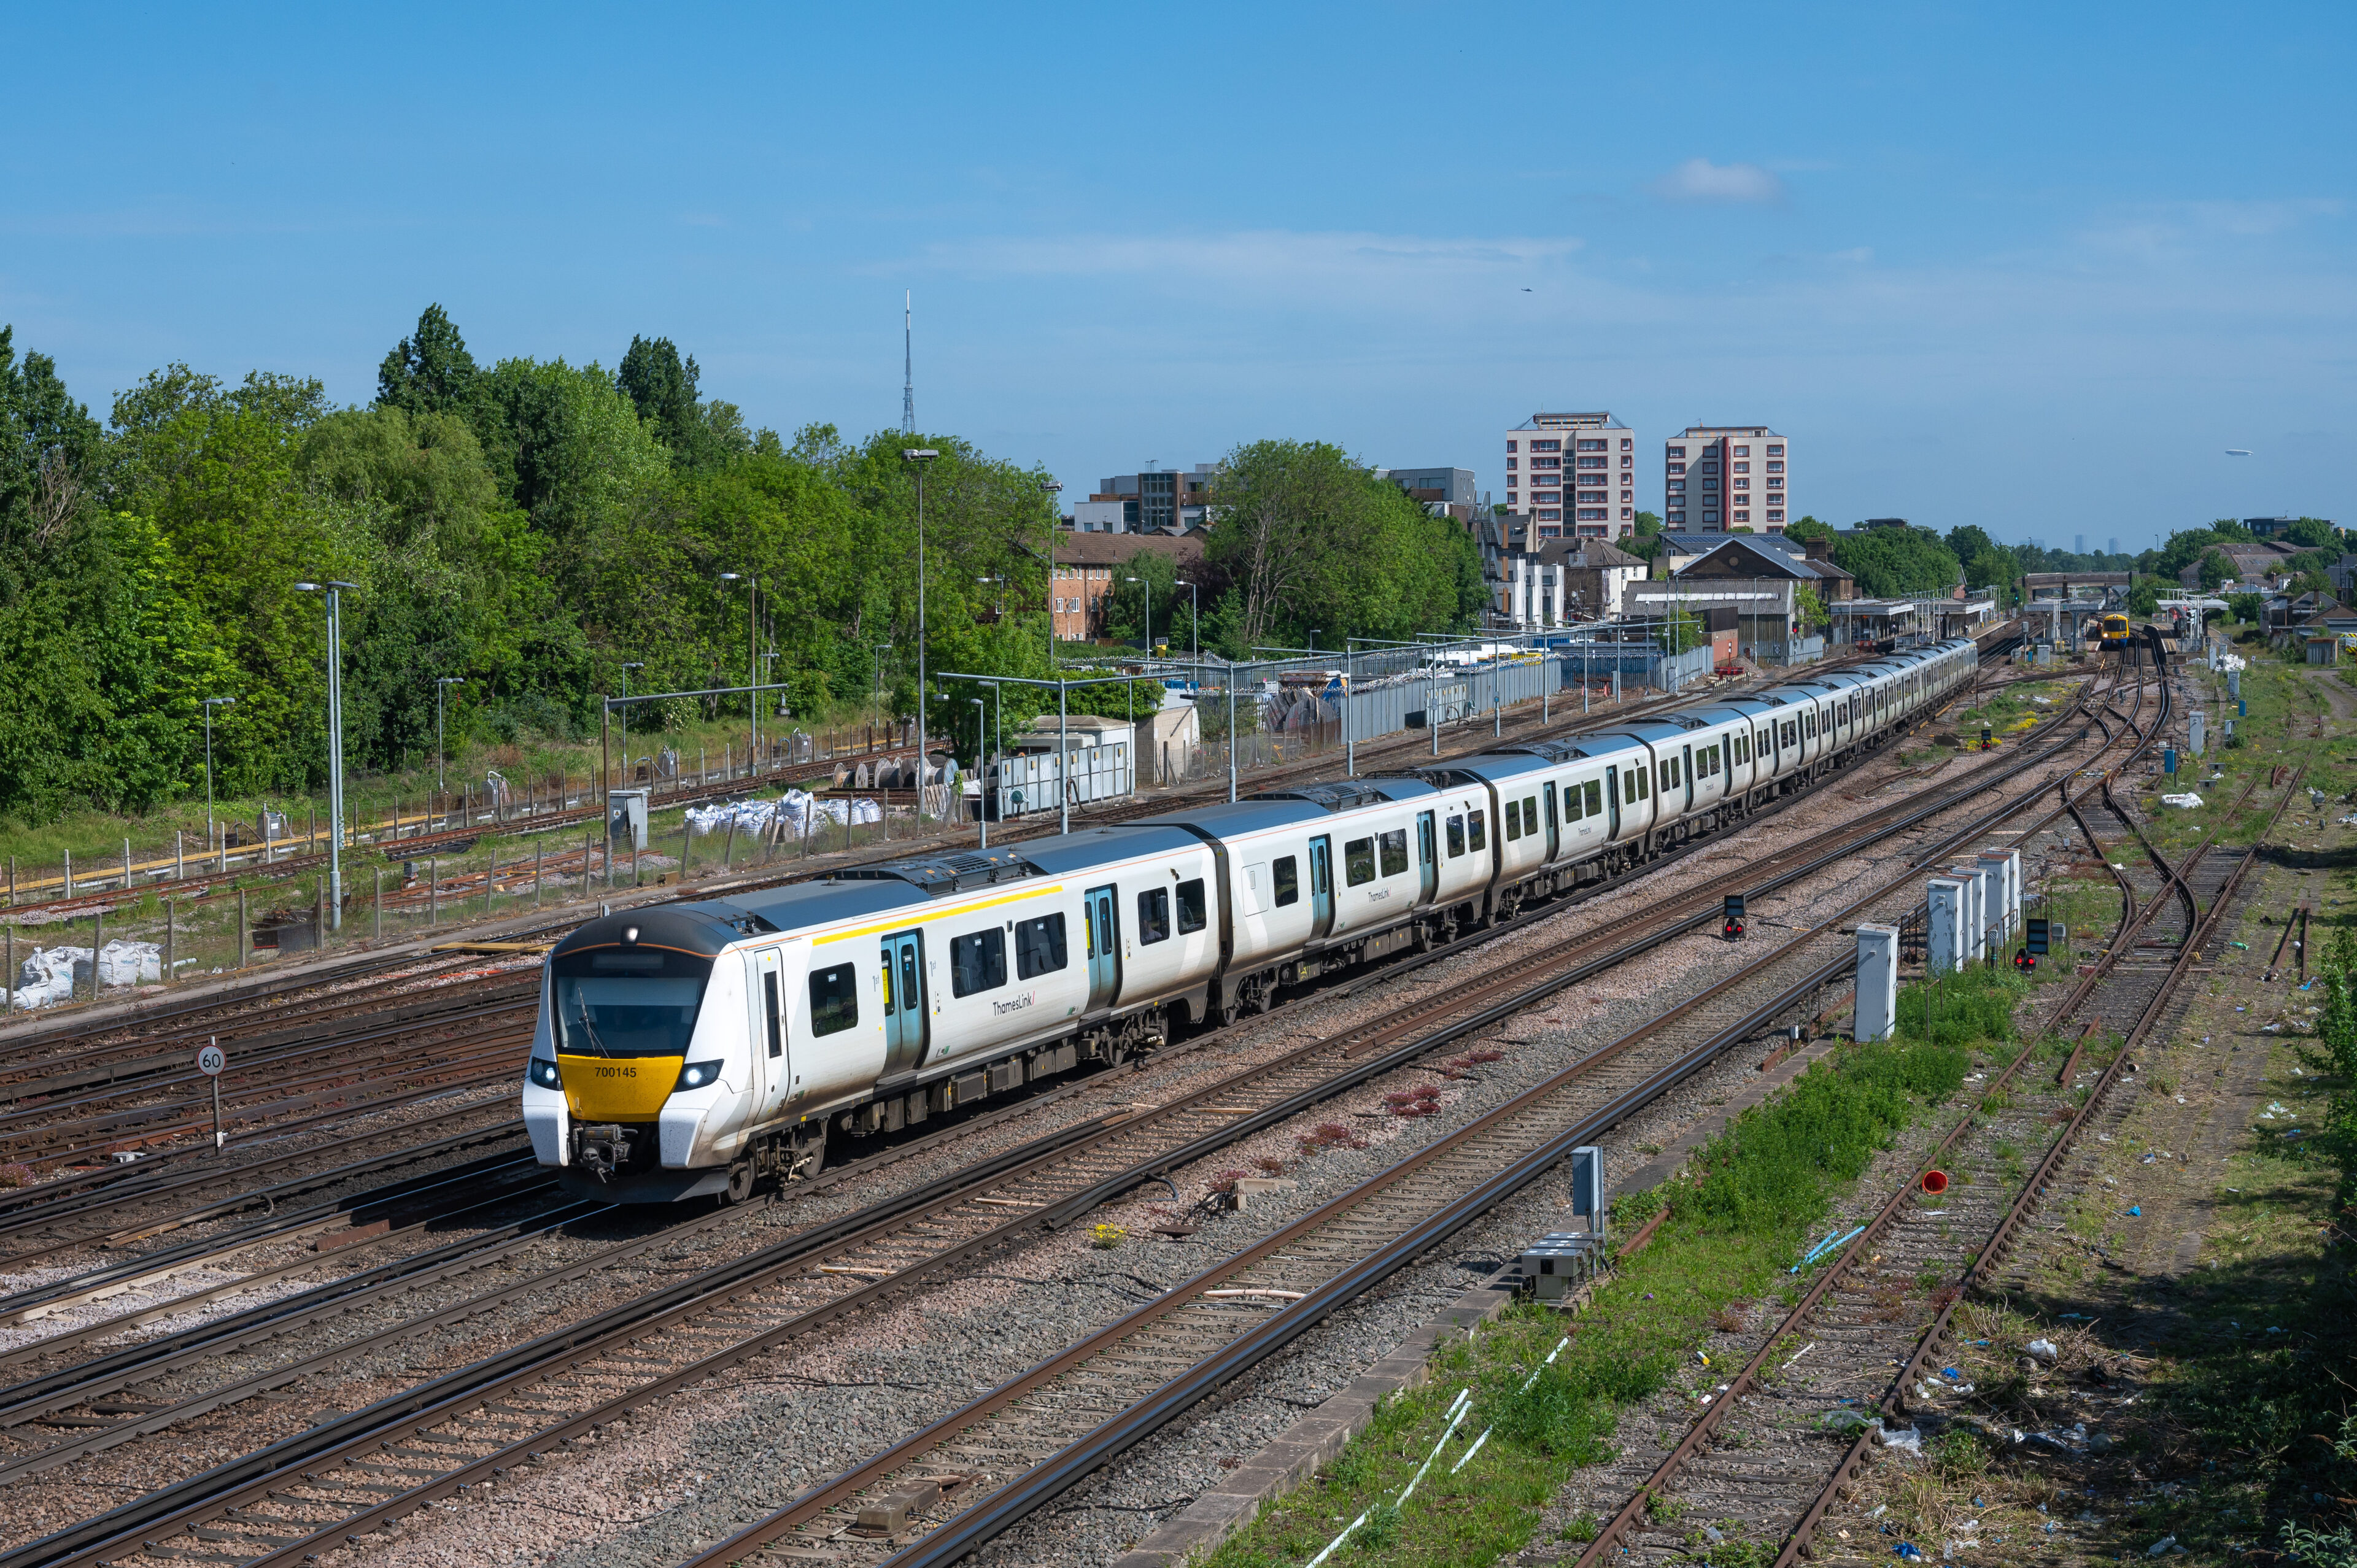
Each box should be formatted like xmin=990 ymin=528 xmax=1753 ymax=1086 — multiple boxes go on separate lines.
xmin=1803 ymin=536 xmax=1830 ymax=562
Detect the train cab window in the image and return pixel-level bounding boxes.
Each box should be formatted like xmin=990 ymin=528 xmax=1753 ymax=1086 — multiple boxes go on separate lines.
xmin=1447 ymin=814 xmax=1466 ymax=855
xmin=1015 ymin=914 xmax=1067 ymax=979
xmin=950 ymin=929 xmax=1007 ymax=996
xmin=1272 ymin=855 xmax=1300 ymax=905
xmin=1583 ymin=779 xmax=1602 ymax=816
xmin=1503 ymin=804 xmax=1521 ymax=842
xmin=808 ymin=963 xmax=860 ymax=1037
xmin=1345 ymin=836 xmax=1376 ymax=885
xmin=1378 ymin=830 xmax=1408 ymax=877
xmin=1468 ymin=809 xmax=1487 ymax=850
xmin=1176 ymin=878 xmax=1208 ymax=933
xmin=1137 ymin=887 xmax=1171 ymax=944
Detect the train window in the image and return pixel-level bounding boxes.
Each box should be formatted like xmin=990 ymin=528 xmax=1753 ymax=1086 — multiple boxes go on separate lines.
xmin=1379 ymin=830 xmax=1408 ymax=877
xmin=1015 ymin=914 xmax=1067 ymax=978
xmin=1447 ymin=814 xmax=1466 ymax=854
xmin=1523 ymin=797 xmax=1539 ymax=835
xmin=764 ymin=972 xmax=783 ymax=1059
xmin=1177 ymin=878 xmax=1209 ymax=933
xmin=1468 ymin=809 xmax=1487 ymax=850
xmin=808 ymin=964 xmax=860 ymax=1037
xmin=1656 ymin=759 xmax=1670 ymax=790
xmin=1503 ymin=803 xmax=1521 ymax=841
xmin=1564 ymin=787 xmax=1582 ymax=822
xmin=1137 ymin=887 xmax=1171 ymax=944
xmin=1273 ymin=855 xmax=1299 ymax=905
xmin=950 ymin=929 xmax=1007 ymax=996
xmin=1345 ymin=837 xmax=1376 ymax=885
xmin=1584 ymin=780 xmax=1602 ymax=816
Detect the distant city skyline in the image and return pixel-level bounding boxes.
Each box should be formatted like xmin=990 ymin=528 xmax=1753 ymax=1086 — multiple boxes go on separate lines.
xmin=2 ymin=5 xmax=2348 ymax=549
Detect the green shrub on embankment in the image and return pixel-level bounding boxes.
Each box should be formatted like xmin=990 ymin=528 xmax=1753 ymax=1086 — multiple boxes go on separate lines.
xmin=1202 ymin=1029 xmax=1975 ymax=1568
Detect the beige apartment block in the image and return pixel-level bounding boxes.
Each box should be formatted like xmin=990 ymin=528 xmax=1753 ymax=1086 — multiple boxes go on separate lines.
xmin=1663 ymin=425 xmax=1789 ymax=533
xmin=1503 ymin=412 xmax=1637 ymax=539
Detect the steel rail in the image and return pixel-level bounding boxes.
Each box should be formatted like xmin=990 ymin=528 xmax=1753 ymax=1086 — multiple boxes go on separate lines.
xmin=1772 ymin=713 xmax=2305 ymax=1566
xmin=0 ymin=647 xmax=2048 ymax=1568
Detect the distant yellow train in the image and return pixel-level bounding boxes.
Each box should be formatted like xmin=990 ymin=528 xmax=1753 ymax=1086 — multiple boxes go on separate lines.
xmin=2097 ymin=613 xmax=2133 ymax=649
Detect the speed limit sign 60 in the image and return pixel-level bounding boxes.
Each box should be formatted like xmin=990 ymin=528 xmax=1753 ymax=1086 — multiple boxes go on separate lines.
xmin=197 ymin=1044 xmax=225 ymax=1076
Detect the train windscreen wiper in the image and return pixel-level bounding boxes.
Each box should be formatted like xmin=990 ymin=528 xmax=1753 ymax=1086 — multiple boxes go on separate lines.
xmin=573 ymin=992 xmax=614 ymax=1058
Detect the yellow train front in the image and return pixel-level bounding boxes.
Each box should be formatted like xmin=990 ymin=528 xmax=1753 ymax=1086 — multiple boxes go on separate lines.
xmin=2097 ymin=612 xmax=2132 ymax=650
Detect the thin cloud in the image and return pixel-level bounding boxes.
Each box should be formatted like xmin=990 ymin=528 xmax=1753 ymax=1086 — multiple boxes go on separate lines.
xmin=1651 ymin=158 xmax=1786 ymax=205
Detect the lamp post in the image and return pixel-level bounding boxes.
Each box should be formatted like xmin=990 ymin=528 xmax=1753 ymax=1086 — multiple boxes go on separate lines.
xmin=1041 ymin=479 xmax=1063 ymax=666
xmin=616 ymin=662 xmax=643 ymax=789
xmin=293 ymin=581 xmax=357 ymax=931
xmin=433 ymin=677 xmax=465 ymax=805
xmin=718 ymin=572 xmax=757 ymax=778
xmin=969 ymin=697 xmax=988 ymax=848
xmin=201 ymin=697 xmax=235 ymax=855
xmin=1125 ymin=576 xmax=1152 ymax=658
xmin=902 ymin=449 xmax=939 ymax=817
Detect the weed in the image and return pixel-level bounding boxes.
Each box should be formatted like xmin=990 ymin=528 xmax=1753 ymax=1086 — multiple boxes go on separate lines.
xmin=1088 ymin=1223 xmax=1126 ymax=1249
xmin=1709 ymin=1303 xmax=1747 ymax=1334
xmin=1644 ymin=1490 xmax=1688 ymax=1523
xmin=1558 ymin=1513 xmax=1599 ymax=1543
xmin=1356 ymin=1502 xmax=1401 ymax=1550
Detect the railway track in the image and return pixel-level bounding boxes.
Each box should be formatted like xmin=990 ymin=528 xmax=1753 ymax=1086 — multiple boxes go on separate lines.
xmin=0 ymin=644 xmax=2070 ymax=1568
xmin=1550 ymin=632 xmax=2297 ymax=1566
xmin=0 ymin=657 xmax=1983 ymax=1264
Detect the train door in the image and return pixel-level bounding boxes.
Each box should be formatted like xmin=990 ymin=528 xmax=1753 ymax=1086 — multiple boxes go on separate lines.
xmin=750 ymin=947 xmax=785 ymax=1111
xmin=1307 ymin=837 xmax=1335 ymax=939
xmin=1415 ymin=811 xmax=1438 ymax=904
xmin=1681 ymin=746 xmax=1696 ymax=810
xmin=879 ymin=931 xmax=927 ymax=1076
xmin=1604 ymin=765 xmax=1622 ymax=839
xmin=1083 ymin=885 xmax=1121 ymax=1010
xmin=1541 ymin=784 xmax=1560 ymax=860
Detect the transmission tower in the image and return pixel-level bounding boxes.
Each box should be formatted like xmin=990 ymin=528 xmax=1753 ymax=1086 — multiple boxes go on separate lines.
xmin=902 ymin=290 xmax=915 ymax=435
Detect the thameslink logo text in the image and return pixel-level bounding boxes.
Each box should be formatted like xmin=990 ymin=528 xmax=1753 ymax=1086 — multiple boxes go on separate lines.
xmin=993 ymin=992 xmax=1036 ymax=1016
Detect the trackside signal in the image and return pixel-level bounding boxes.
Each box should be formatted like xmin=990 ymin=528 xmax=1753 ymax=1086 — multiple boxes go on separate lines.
xmin=2026 ymin=917 xmax=2049 ymax=956
xmin=1723 ymin=894 xmax=1745 ymax=940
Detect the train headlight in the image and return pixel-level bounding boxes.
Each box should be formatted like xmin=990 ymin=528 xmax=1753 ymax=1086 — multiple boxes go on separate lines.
xmin=528 ymin=1057 xmax=562 ymax=1090
xmin=675 ymin=1060 xmax=724 ymax=1092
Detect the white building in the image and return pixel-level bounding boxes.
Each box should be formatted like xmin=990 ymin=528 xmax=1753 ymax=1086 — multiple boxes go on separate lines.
xmin=1503 ymin=412 xmax=1637 ymax=539
xmin=1663 ymin=425 xmax=1789 ymax=533
xmin=1503 ymin=538 xmax=1647 ymax=628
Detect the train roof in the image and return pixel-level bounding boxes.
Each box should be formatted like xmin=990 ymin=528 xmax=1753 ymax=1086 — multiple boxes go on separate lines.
xmin=1245 ymin=778 xmax=1440 ymax=811
xmin=1018 ymin=824 xmax=1206 ymax=875
xmin=1127 ymin=797 xmax=1331 ymax=838
xmin=552 ymin=898 xmax=792 ymax=961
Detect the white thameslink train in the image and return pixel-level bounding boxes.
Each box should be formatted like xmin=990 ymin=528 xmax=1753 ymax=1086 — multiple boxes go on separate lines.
xmin=524 ymin=639 xmax=1981 ymax=1200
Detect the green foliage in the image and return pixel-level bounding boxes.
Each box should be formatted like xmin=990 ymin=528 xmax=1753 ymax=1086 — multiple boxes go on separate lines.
xmin=1895 ymin=966 xmax=2022 ymax=1049
xmin=1829 ymin=525 xmax=1962 ymax=598
xmin=1782 ymin=516 xmax=1833 ymax=544
xmin=2230 ymin=591 xmax=2265 ymax=625
xmin=376 ymin=304 xmax=480 ymax=419
xmin=1204 ymin=439 xmax=1484 ymax=651
xmin=1793 ymin=584 xmax=1827 ymax=633
xmin=2128 ymin=578 xmax=2160 ymax=616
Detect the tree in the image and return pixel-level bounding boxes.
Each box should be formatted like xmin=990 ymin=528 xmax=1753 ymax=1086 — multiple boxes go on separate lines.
xmin=1794 ymin=584 xmax=1828 ymax=633
xmin=1829 ymin=526 xmax=1961 ymax=598
xmin=1945 ymin=524 xmax=1995 ymax=565
xmin=2287 ymin=516 xmax=2341 ymax=552
xmin=0 ymin=325 xmax=104 ymax=603
xmin=1204 ymin=440 xmax=1480 ymax=650
xmin=1784 ymin=516 xmax=1835 ymax=545
xmin=1633 ymin=511 xmax=1662 ymax=536
xmin=2198 ymin=548 xmax=2233 ymax=592
xmin=2229 ymin=592 xmax=2264 ymax=625
xmin=376 ymin=305 xmax=480 ymax=418
xmin=2127 ymin=578 xmax=2159 ymax=616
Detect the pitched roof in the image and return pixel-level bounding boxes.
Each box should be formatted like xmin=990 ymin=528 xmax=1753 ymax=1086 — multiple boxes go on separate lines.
xmin=1052 ymin=531 xmax=1208 ymax=570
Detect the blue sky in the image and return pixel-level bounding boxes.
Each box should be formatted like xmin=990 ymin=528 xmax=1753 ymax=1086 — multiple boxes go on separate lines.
xmin=4 ymin=2 xmax=2351 ymax=548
